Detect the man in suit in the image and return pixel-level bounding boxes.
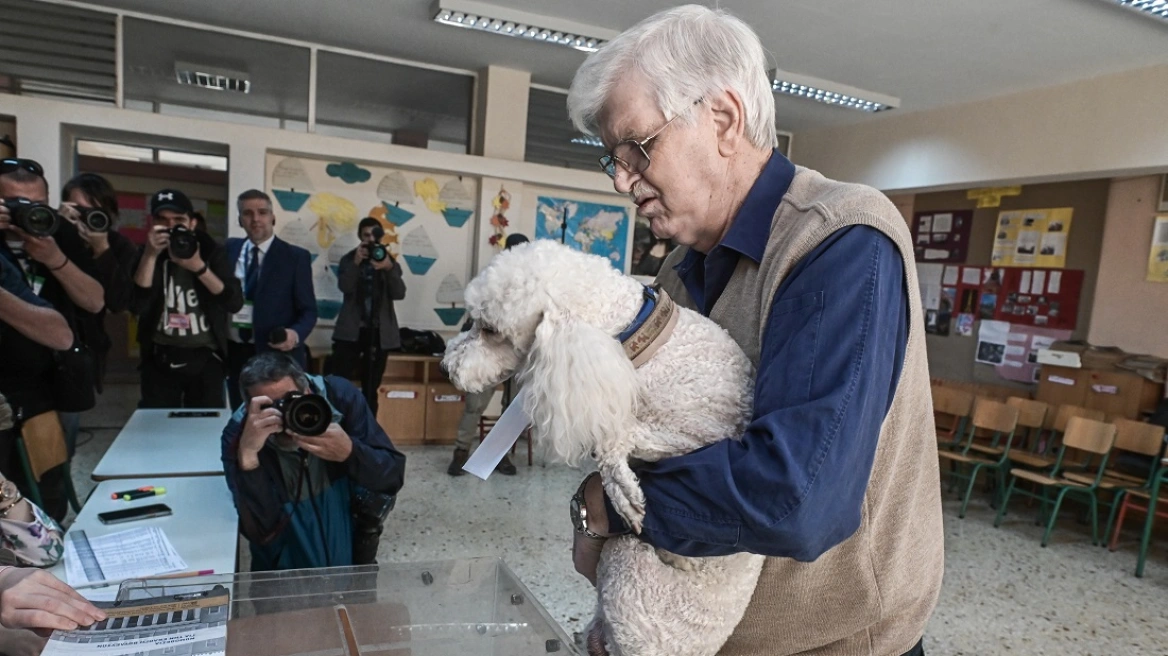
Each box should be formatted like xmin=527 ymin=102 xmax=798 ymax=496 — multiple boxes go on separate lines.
xmin=225 ymin=189 xmax=317 ymax=410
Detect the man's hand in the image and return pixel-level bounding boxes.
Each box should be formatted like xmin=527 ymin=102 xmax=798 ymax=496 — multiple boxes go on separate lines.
xmin=172 ymin=251 xmax=206 ymax=274
xmin=0 ymin=567 xmax=106 ymax=632
xmin=0 ymin=204 xmax=11 ymax=232
xmin=371 ymin=254 xmax=395 ymax=271
xmin=292 ymin=423 xmax=353 ymax=463
xmin=145 ymin=225 xmax=170 ymax=257
xmin=271 ymin=331 xmax=299 ymax=352
xmin=239 ymin=396 xmax=281 ymax=470
xmin=353 ymin=246 xmax=368 ymax=265
xmin=15 ymin=231 xmax=65 ymax=267
xmin=61 ymin=204 xmax=111 ymax=257
xmin=573 ymin=532 xmax=606 ymax=587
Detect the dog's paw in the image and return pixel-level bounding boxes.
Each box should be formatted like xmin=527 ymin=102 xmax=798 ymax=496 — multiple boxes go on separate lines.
xmin=655 ymin=548 xmax=697 ymax=571
xmin=600 ymin=466 xmax=646 ymax=531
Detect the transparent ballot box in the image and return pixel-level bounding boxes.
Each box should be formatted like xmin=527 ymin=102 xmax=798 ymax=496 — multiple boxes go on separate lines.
xmin=113 ymin=557 xmax=576 ymax=655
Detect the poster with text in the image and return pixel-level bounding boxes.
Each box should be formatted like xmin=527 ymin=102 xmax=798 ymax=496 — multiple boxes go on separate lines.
xmin=265 ymin=154 xmax=478 ymax=346
xmin=995 ymin=324 xmax=1072 ymax=384
xmin=1147 ymin=215 xmax=1168 ymax=283
xmin=992 ymin=208 xmax=1074 ymax=268
xmin=912 ymin=210 xmax=973 ymax=263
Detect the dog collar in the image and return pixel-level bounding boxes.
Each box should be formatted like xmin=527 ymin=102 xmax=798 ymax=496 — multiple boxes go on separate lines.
xmin=619 ymin=285 xmax=679 ymax=368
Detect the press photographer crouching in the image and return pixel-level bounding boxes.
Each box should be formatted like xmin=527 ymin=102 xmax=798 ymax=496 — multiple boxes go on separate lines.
xmin=221 ymin=352 xmax=406 ymax=570
xmin=131 ymin=189 xmax=243 ymax=408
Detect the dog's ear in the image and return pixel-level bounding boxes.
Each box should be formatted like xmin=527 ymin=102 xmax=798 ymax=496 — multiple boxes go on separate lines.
xmin=521 ymin=308 xmax=639 ymax=467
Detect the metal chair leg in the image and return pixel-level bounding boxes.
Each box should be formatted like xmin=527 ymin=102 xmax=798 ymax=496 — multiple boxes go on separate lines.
xmin=994 ymin=476 xmax=1017 ymax=527
xmin=1042 ymin=488 xmax=1071 ymax=547
xmin=1136 ymin=476 xmax=1163 ymax=578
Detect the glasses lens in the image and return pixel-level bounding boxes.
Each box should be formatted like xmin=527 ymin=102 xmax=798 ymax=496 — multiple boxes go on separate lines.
xmin=598 ymin=155 xmax=617 ymax=179
xmin=613 ymin=143 xmax=649 ymax=175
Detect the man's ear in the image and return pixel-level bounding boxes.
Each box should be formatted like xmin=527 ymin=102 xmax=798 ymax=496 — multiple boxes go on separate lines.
xmin=709 ymin=88 xmax=748 ymax=158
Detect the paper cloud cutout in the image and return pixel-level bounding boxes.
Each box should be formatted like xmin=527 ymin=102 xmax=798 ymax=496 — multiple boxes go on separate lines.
xmin=325 ymin=161 xmax=372 ymax=185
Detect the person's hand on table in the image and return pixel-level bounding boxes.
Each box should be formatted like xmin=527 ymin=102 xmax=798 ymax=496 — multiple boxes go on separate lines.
xmin=0 ymin=567 xmax=106 ymax=634
xmin=239 ymin=396 xmax=281 ymax=471
xmin=291 ymin=423 xmax=352 ymax=463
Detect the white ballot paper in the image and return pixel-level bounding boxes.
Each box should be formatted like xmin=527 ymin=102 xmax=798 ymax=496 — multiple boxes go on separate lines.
xmin=464 ymin=387 xmax=532 ymax=479
xmin=64 ymin=527 xmax=187 ymax=590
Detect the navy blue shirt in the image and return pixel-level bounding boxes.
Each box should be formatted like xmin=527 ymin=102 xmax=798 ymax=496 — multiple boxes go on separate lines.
xmin=608 ymin=152 xmax=910 ymax=561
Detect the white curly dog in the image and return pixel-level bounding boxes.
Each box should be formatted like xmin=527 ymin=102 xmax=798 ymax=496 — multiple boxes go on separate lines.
xmin=442 ymin=240 xmax=764 ymax=656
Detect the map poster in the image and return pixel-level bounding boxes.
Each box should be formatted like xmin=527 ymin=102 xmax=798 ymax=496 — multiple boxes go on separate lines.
xmin=534 ymin=196 xmax=631 ymax=272
xmin=992 ymin=208 xmax=1073 ymax=268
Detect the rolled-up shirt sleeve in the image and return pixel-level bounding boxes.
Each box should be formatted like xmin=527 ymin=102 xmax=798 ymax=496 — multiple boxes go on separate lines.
xmin=608 ymin=225 xmax=909 ymax=560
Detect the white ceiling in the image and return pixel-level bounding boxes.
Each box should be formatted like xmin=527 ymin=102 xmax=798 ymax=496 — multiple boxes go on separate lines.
xmin=70 ymin=0 xmax=1168 ymax=132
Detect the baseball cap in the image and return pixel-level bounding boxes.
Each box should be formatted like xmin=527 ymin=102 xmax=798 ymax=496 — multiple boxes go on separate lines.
xmin=150 ymin=189 xmax=194 ymax=217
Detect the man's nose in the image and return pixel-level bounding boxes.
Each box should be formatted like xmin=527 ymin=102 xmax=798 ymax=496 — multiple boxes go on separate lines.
xmin=613 ymin=166 xmax=639 ymax=195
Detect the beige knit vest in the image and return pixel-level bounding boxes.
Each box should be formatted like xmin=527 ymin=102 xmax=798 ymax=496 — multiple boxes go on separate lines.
xmin=656 ymin=166 xmax=944 ymax=656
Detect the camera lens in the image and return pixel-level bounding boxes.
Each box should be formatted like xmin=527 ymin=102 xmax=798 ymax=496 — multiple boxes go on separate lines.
xmin=369 ymin=243 xmax=388 ymax=262
xmin=284 ymin=393 xmax=331 ymax=436
xmin=8 ymin=201 xmax=60 ymax=237
xmin=81 ymin=208 xmax=111 ymax=232
xmin=168 ymin=226 xmax=199 ymax=259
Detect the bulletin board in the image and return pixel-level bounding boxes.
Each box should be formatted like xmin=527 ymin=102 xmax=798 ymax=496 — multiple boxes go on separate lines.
xmin=911 ymin=210 xmax=973 ymax=263
xmin=918 ymin=264 xmax=1085 ymax=336
xmin=992 ymin=208 xmax=1073 ymax=268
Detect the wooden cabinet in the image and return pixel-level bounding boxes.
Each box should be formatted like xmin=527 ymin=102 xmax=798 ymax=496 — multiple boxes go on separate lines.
xmin=1036 ymin=365 xmax=1163 ymax=420
xmin=375 ymin=355 xmax=467 ymax=445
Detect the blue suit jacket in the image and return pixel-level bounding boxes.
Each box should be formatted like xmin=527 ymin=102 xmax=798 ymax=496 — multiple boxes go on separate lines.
xmin=226 ymin=236 xmax=317 ymax=364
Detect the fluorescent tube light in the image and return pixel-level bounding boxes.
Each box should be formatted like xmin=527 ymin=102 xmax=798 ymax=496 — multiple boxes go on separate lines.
xmin=770 ymin=69 xmax=899 ymax=113
xmin=570 ymin=134 xmax=604 ymax=147
xmin=174 ymin=62 xmax=251 ymax=93
xmin=1098 ymin=0 xmax=1168 ymax=24
xmin=432 ymin=0 xmax=616 ymax=53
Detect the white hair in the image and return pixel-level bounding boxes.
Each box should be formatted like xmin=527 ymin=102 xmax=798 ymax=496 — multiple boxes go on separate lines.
xmin=567 ymin=4 xmax=777 ymax=150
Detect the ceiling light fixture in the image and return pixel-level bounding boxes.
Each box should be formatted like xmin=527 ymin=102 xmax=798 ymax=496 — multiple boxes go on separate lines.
xmin=1098 ymin=0 xmax=1168 ymax=24
xmin=770 ymin=69 xmax=899 ymax=113
xmin=431 ymin=0 xmax=617 ymax=53
xmin=174 ymin=62 xmax=251 ymax=93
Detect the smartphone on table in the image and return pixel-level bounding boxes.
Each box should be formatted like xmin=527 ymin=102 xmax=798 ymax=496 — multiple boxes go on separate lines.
xmin=97 ymin=504 xmax=172 ymax=525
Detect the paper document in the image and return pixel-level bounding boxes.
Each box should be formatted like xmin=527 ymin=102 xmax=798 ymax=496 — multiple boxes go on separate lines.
xmin=64 ymin=527 xmax=187 ymax=589
xmin=962 ymin=267 xmax=982 ymax=285
xmin=942 ymin=266 xmax=959 ymax=286
xmin=42 ymin=586 xmax=229 ymax=656
xmin=464 ymin=387 xmax=531 ymax=480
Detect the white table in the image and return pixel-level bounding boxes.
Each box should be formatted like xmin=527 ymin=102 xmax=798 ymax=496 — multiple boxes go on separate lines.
xmin=91 ymin=408 xmax=229 ymax=480
xmin=50 ymin=476 xmax=239 ymax=600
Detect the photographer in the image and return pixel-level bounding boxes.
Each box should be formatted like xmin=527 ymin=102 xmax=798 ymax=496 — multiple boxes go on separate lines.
xmin=221 ymin=352 xmax=406 ymax=570
xmin=330 ymin=218 xmax=406 ymax=383
xmin=131 ymin=189 xmax=243 ymax=408
xmin=1 ymin=159 xmax=104 ymax=520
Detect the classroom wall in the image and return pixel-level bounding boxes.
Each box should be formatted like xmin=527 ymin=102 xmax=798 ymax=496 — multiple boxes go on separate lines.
xmin=4 ymin=93 xmax=618 ymax=264
xmin=796 ymin=64 xmax=1168 ymax=193
xmin=914 ymin=179 xmax=1112 ymax=386
xmin=1088 ymin=175 xmax=1168 ymax=358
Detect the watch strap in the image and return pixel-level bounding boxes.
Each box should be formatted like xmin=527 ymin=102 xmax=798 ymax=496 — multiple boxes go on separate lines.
xmin=571 ymin=472 xmax=607 ymax=539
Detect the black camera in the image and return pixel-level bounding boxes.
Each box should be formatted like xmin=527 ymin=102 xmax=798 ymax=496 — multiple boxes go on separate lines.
xmin=265 ymin=391 xmax=331 ymax=436
xmin=3 ymin=198 xmax=59 ymax=237
xmin=168 ymin=225 xmax=199 ymax=259
xmin=268 ymin=327 xmax=288 ymax=346
xmin=77 ymin=207 xmax=111 ymax=233
xmin=362 ymin=242 xmax=389 ymax=263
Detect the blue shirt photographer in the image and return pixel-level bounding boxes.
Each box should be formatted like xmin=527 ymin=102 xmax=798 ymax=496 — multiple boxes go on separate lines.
xmin=221 ymin=372 xmax=406 ymax=570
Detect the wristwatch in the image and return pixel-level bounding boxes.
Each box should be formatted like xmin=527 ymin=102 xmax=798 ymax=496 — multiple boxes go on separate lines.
xmin=0 ymin=480 xmax=23 ymax=518
xmin=570 ymin=472 xmax=607 ymax=539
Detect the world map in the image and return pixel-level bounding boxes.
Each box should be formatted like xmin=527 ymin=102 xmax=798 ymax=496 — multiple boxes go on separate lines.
xmin=535 ymin=196 xmax=630 ymax=271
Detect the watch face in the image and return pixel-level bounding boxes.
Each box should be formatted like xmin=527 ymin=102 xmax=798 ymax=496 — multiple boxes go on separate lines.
xmin=570 ymin=496 xmax=583 ymax=528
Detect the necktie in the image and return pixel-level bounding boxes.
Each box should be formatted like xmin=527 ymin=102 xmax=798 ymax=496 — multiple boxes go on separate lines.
xmin=240 ymin=246 xmax=259 ymax=343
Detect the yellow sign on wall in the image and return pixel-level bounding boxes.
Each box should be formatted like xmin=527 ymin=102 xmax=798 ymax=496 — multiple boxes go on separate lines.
xmin=1148 ymin=215 xmax=1168 ymax=283
xmin=992 ymin=208 xmax=1074 ymax=268
xmin=967 ymin=186 xmax=1023 ymax=208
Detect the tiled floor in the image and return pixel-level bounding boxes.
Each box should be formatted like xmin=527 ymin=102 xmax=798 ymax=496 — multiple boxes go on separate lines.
xmin=71 ymin=383 xmax=1168 ymax=655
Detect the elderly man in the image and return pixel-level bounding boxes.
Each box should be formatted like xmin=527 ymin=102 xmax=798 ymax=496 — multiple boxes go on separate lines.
xmin=565 ymin=6 xmax=942 ymax=656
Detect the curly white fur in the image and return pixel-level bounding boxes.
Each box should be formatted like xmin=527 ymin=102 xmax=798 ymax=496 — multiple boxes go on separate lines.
xmin=442 ymin=240 xmax=763 ymax=656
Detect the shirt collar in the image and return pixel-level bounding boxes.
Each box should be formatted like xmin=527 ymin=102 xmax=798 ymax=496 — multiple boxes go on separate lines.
xmin=718 ymin=150 xmax=797 ymax=264
xmin=247 ymin=235 xmax=275 ymax=255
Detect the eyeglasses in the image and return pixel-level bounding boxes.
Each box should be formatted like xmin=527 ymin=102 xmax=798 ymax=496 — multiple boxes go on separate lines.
xmin=598 ymin=99 xmax=701 ymax=179
xmin=0 ymin=158 xmax=45 ymax=177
